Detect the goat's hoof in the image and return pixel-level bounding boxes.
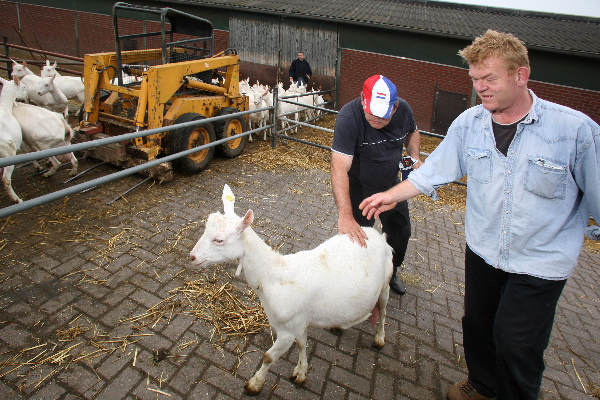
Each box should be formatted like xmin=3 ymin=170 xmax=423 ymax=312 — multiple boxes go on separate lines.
xmin=69 ymin=169 xmax=78 ymax=176
xmin=290 ymin=366 xmax=307 ymax=384
xmin=244 ymin=382 xmax=262 ymax=396
xmin=245 ymin=377 xmax=264 ymax=395
xmin=373 ymin=339 xmax=385 ymax=349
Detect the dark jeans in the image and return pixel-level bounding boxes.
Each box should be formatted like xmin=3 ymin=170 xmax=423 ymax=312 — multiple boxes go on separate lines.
xmin=463 ymin=246 xmax=566 ymax=399
xmin=349 ymin=179 xmax=411 ymax=268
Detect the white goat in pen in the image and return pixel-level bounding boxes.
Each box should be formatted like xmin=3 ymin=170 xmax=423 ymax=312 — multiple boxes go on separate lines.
xmin=41 ymin=60 xmax=85 ymax=103
xmin=17 ymin=73 xmax=69 ymax=118
xmin=189 ymin=184 xmax=393 ymax=394
xmin=0 ymin=78 xmax=24 ymax=203
xmin=10 ymin=59 xmax=34 ymax=81
xmin=12 ymin=102 xmax=78 ymax=177
xmin=277 ymin=82 xmax=299 ymax=135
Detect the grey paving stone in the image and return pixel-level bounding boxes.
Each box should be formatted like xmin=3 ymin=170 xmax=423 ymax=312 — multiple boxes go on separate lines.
xmin=1 ymin=154 xmax=598 ymax=400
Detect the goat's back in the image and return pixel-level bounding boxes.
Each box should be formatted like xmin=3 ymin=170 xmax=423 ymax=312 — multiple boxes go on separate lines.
xmin=267 ymin=228 xmax=393 ymax=329
xmin=13 ymin=103 xmax=69 ymax=147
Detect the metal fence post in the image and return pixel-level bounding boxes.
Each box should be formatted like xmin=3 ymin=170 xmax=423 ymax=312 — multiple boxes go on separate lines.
xmin=271 ymin=85 xmax=279 ymax=148
xmin=3 ymin=36 xmax=10 ymax=77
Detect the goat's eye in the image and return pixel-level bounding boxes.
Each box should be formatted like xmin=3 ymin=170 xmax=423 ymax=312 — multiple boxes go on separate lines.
xmin=213 ymin=238 xmax=224 ymax=245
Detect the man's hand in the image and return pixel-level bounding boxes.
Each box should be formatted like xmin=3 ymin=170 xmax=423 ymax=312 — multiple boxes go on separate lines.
xmin=359 ymin=192 xmax=397 ymax=220
xmin=338 ymin=214 xmax=368 ymax=248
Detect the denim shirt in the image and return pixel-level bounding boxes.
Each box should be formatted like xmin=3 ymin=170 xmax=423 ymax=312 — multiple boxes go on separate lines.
xmin=408 ymin=90 xmax=600 ymax=280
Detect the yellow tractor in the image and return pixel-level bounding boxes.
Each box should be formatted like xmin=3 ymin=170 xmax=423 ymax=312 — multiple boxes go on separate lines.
xmin=78 ymin=2 xmax=249 ymax=181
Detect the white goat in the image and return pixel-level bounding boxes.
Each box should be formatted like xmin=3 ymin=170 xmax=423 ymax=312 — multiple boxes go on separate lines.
xmin=277 ymin=82 xmax=299 ymax=134
xmin=0 ymin=78 xmax=24 ymax=203
xmin=189 ymin=184 xmax=393 ymax=394
xmin=12 ymin=102 xmax=78 ymax=177
xmin=18 ymin=74 xmax=69 ymax=118
xmin=41 ymin=60 xmax=85 ymax=103
xmin=10 ymin=59 xmax=34 ymax=81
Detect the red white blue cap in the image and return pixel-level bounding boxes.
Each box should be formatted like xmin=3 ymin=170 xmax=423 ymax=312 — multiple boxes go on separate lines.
xmin=362 ymin=75 xmax=398 ymax=119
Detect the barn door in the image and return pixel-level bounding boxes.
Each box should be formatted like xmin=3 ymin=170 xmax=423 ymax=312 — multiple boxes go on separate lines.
xmin=229 ymin=15 xmax=337 ymax=88
xmin=431 ymin=86 xmax=468 ymax=135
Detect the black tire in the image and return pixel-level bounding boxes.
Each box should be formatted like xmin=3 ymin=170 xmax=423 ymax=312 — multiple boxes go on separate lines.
xmin=168 ymin=113 xmax=216 ymax=174
xmin=214 ymin=107 xmax=248 ymax=158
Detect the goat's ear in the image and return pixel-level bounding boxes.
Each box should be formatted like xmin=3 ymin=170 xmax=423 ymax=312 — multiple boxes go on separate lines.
xmin=222 ymin=184 xmax=235 ymax=215
xmin=239 ymin=209 xmax=254 ymax=231
xmin=22 ymin=60 xmax=27 ymax=66
xmin=52 ymin=61 xmax=57 ymax=67
xmin=45 ymin=59 xmax=50 ymax=67
xmin=0 ymin=77 xmax=7 ymax=85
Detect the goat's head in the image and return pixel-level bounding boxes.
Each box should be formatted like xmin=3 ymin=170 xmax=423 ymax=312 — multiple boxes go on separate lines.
xmin=189 ymin=184 xmax=254 ymax=268
xmin=41 ymin=60 xmax=58 ymax=78
xmin=37 ymin=75 xmax=56 ymax=96
xmin=10 ymin=60 xmax=30 ymax=80
xmin=0 ymin=77 xmax=18 ymax=101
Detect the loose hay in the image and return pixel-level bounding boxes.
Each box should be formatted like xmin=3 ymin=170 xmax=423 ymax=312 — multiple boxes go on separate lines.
xmin=0 ymin=314 xmax=148 ymax=391
xmin=122 ymin=265 xmax=269 ymax=344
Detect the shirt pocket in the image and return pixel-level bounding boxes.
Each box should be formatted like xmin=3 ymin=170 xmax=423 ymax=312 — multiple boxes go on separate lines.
xmin=466 ymin=148 xmax=492 ymax=184
xmin=525 ymin=157 xmax=567 ymax=199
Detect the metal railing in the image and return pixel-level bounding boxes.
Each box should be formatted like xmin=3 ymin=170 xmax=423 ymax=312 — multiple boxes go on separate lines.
xmin=0 ymin=38 xmax=457 ymax=217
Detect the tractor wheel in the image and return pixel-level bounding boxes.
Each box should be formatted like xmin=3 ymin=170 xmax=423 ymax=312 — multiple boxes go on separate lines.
xmin=168 ymin=113 xmax=216 ymax=174
xmin=214 ymin=107 xmax=248 ymax=158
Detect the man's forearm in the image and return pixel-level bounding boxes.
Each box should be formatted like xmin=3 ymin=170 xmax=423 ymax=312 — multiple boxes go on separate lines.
xmin=389 ymin=179 xmax=422 ymax=203
xmin=406 ymin=130 xmax=421 ymax=160
xmin=331 ymin=164 xmax=354 ymax=217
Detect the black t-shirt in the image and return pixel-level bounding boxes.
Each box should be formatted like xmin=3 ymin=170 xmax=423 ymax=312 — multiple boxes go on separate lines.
xmin=492 ymin=114 xmax=527 ymax=156
xmin=332 ymin=97 xmax=416 ymax=194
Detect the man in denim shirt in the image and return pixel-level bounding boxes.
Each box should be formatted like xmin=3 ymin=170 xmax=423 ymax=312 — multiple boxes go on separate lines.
xmin=360 ymin=30 xmax=599 ymax=400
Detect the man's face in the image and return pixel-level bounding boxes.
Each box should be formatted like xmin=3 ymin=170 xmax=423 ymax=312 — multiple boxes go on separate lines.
xmin=469 ymin=56 xmax=524 ymax=114
xmin=297 ymin=52 xmax=305 ymax=61
xmin=361 ymin=95 xmax=396 ymax=129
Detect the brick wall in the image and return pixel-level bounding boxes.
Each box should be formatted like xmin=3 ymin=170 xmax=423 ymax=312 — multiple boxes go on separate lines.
xmin=214 ymin=29 xmax=229 ymax=54
xmin=340 ymin=48 xmax=600 ymax=130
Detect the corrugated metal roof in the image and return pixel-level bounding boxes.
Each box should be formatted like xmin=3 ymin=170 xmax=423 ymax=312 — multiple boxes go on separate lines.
xmin=167 ymin=0 xmax=600 ymax=58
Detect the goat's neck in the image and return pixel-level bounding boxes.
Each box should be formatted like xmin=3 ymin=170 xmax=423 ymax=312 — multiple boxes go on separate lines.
xmin=239 ymin=227 xmax=281 ymax=287
xmin=48 ymin=86 xmax=66 ymax=102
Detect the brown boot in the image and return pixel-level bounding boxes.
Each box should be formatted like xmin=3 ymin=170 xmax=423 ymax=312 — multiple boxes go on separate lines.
xmin=447 ymin=380 xmax=491 ymax=400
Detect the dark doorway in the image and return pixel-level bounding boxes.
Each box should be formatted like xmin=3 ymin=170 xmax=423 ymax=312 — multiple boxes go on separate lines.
xmin=431 ymin=87 xmax=468 ymax=135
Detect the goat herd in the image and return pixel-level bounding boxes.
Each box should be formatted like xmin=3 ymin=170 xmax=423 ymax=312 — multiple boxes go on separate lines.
xmin=238 ymin=77 xmax=326 ymax=141
xmin=1 ymin=60 xmax=80 ymax=204
xmin=0 ymin=60 xmax=327 ymax=205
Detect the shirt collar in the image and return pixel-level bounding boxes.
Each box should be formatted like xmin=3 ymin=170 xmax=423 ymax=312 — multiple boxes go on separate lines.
xmin=475 ymin=89 xmax=539 ymax=124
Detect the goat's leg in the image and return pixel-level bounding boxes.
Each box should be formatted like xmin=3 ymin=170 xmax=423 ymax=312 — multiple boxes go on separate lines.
xmin=2 ymin=166 xmax=22 ymax=203
xmin=248 ymin=120 xmax=253 ymax=143
xmin=42 ymin=156 xmax=61 ymax=177
xmin=66 ymin=152 xmax=78 ymax=176
xmin=291 ymin=328 xmax=308 ymax=384
xmin=246 ymin=332 xmax=294 ymax=394
xmin=374 ymin=285 xmax=390 ymax=348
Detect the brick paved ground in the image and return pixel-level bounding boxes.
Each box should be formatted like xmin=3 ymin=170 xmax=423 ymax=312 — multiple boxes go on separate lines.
xmin=0 ymin=142 xmax=598 ymax=399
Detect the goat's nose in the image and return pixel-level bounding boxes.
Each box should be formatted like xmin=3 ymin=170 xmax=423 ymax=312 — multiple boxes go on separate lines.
xmin=190 ymin=254 xmax=196 ymax=262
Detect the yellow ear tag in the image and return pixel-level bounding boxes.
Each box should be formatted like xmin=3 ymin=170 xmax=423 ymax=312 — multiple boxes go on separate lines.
xmin=225 ymin=195 xmax=234 ymax=202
